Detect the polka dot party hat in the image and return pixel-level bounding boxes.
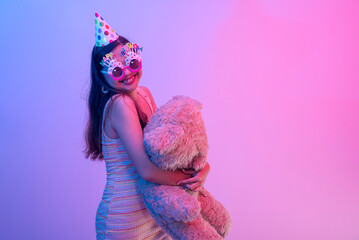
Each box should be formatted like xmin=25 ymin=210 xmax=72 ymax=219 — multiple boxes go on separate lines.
xmin=95 ymin=12 xmax=119 ymax=47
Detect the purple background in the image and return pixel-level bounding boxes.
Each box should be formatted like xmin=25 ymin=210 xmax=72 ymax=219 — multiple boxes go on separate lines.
xmin=0 ymin=0 xmax=358 ymax=239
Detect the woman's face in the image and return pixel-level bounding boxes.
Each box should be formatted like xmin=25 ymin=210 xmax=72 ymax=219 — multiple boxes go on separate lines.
xmin=101 ymin=44 xmax=142 ymax=94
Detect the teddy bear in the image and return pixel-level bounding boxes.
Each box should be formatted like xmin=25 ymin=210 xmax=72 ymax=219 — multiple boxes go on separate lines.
xmin=138 ymin=95 xmax=232 ymax=240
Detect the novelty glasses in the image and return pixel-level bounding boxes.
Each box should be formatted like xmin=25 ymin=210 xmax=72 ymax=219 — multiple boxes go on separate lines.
xmin=101 ymin=58 xmax=142 ymax=81
xmin=100 ymin=49 xmax=142 ymax=81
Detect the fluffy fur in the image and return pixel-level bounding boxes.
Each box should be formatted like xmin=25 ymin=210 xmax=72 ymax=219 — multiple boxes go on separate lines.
xmin=138 ymin=95 xmax=232 ymax=240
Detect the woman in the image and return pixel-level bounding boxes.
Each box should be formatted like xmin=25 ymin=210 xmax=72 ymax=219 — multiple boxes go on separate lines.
xmin=84 ymin=13 xmax=210 ymax=239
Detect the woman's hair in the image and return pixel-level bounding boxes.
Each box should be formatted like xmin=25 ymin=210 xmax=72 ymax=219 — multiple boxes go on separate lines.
xmin=83 ymin=35 xmax=148 ymax=160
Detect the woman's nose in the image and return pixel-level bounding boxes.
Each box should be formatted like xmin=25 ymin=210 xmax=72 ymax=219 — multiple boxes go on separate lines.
xmin=123 ymin=68 xmax=132 ymax=77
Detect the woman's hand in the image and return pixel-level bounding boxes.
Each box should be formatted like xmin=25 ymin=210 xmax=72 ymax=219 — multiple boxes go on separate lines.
xmin=176 ymin=162 xmax=210 ymax=191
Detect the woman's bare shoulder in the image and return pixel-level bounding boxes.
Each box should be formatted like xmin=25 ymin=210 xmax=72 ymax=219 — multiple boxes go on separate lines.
xmin=138 ymin=85 xmax=151 ymax=95
xmin=138 ymin=85 xmax=156 ymax=107
xmin=108 ymin=94 xmax=137 ymax=120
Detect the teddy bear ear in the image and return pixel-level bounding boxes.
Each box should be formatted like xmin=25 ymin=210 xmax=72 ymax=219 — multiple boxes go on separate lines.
xmin=193 ymin=99 xmax=203 ymax=110
xmin=143 ymin=124 xmax=185 ymax=156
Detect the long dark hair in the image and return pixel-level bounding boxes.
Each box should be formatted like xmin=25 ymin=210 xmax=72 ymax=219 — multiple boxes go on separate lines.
xmin=83 ymin=36 xmax=148 ymax=160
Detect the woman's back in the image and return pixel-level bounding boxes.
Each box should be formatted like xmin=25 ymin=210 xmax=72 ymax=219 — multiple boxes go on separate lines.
xmin=95 ymin=87 xmax=171 ymax=239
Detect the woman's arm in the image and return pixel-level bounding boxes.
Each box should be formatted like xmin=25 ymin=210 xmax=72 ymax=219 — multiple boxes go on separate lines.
xmin=109 ymin=94 xmax=191 ymax=186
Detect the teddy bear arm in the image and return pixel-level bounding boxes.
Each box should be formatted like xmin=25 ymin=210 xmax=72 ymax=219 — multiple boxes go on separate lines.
xmin=148 ymin=185 xmax=202 ymax=223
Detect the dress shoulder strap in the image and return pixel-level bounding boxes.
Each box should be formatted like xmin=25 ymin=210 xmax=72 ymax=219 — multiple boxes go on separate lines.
xmin=137 ymin=87 xmax=154 ymax=114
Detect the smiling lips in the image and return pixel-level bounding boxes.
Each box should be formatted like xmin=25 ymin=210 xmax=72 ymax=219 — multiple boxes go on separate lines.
xmin=121 ymin=74 xmax=136 ymax=85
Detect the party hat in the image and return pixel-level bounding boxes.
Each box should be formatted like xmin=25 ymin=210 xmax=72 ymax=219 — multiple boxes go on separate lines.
xmin=94 ymin=12 xmax=119 ymax=47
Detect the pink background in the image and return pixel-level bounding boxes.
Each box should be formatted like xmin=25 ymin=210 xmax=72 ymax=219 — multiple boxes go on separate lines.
xmin=0 ymin=0 xmax=358 ymax=239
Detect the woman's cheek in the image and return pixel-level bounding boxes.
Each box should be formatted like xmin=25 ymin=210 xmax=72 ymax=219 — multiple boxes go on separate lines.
xmin=137 ymin=69 xmax=143 ymax=80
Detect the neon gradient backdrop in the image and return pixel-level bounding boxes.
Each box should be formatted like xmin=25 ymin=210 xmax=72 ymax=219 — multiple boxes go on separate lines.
xmin=0 ymin=0 xmax=358 ymax=239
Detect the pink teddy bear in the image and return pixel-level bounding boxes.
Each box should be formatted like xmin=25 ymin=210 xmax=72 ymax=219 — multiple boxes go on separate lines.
xmin=138 ymin=95 xmax=232 ymax=240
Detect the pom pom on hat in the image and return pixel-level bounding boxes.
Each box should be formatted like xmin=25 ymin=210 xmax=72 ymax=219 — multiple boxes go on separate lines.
xmin=94 ymin=12 xmax=119 ymax=47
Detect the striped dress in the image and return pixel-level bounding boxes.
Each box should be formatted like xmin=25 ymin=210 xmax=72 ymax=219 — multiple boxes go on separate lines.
xmin=96 ymin=87 xmax=172 ymax=240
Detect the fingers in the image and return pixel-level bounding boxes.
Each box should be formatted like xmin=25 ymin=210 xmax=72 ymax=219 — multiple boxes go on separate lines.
xmin=182 ymin=169 xmax=197 ymax=175
xmin=185 ymin=182 xmax=202 ymax=191
xmin=177 ymin=167 xmax=208 ymax=186
xmin=177 ymin=170 xmax=200 ymax=185
xmin=177 ymin=175 xmax=199 ymax=186
xmin=177 ymin=179 xmax=196 ymax=186
xmin=193 ymin=184 xmax=201 ymax=191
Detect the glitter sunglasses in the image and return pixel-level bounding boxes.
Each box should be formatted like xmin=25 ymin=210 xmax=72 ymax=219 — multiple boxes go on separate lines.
xmin=100 ymin=47 xmax=143 ymax=81
xmin=101 ymin=58 xmax=142 ymax=81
